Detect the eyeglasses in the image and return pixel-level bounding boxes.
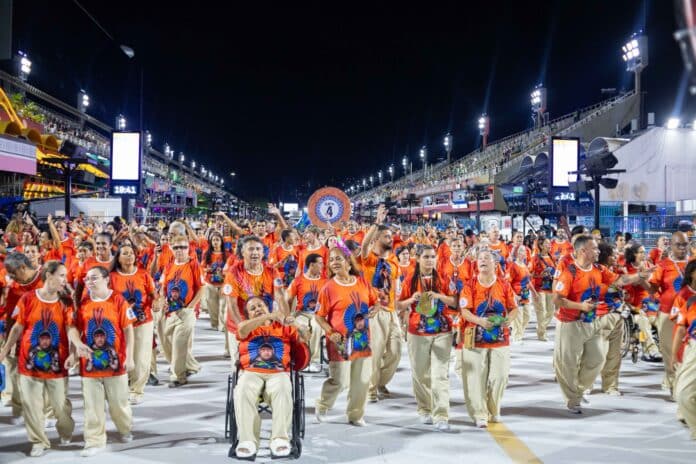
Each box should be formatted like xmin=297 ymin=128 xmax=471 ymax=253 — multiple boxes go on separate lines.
xmin=674 ymin=242 xmax=689 ymax=248
xmin=84 ymin=275 xmax=102 ymax=282
xmin=172 ymin=245 xmax=188 ymax=250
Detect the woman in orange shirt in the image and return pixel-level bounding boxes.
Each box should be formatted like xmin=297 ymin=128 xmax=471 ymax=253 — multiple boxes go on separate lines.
xmin=398 ymin=245 xmax=458 ymax=431
xmin=0 ymin=261 xmax=85 ymax=457
xmin=315 ymin=246 xmax=379 ymax=427
xmin=531 ymin=238 xmax=555 ymax=341
xmin=672 ymin=260 xmax=696 ymax=439
xmin=508 ymin=245 xmax=534 ymax=343
xmin=76 ymin=265 xmax=135 ymax=456
xmin=459 ymin=249 xmax=518 ymax=428
xmin=201 ymin=232 xmax=228 ymax=331
xmin=110 ymin=244 xmax=156 ymax=404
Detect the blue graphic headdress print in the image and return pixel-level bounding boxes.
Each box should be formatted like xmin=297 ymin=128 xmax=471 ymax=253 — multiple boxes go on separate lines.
xmin=248 ymin=335 xmax=285 ymax=364
xmin=475 ymin=297 xmax=506 ymax=343
xmin=30 ymin=308 xmax=60 ymax=350
xmin=579 ymin=278 xmax=601 ymax=322
xmin=86 ymin=308 xmax=116 ymax=347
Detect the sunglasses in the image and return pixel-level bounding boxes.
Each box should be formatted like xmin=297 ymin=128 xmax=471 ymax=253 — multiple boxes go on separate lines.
xmin=172 ymin=245 xmax=188 ymax=250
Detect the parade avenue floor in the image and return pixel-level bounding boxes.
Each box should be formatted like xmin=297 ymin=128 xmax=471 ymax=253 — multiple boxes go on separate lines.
xmin=0 ymin=315 xmax=694 ymax=464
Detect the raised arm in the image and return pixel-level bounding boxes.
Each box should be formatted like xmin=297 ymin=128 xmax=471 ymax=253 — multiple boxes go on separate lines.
xmin=361 ymin=204 xmax=386 ymax=259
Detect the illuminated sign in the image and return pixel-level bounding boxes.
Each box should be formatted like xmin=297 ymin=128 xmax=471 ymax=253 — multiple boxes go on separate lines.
xmin=551 ymin=137 xmax=579 ymax=188
xmin=553 ymin=192 xmax=576 ymax=201
xmin=110 ymin=181 xmax=139 ymax=196
xmin=110 ymin=132 xmax=141 ymax=182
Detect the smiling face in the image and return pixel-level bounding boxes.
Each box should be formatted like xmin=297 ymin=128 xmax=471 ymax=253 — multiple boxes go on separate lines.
xmin=118 ymin=245 xmax=136 ymax=269
xmin=246 ymin=296 xmax=269 ymax=319
xmin=242 ymin=239 xmax=264 ymax=266
xmin=328 ymin=248 xmax=350 ymax=276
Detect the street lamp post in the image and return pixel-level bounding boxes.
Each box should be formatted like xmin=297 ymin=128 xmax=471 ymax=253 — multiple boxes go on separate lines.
xmin=388 ymin=165 xmax=394 ymax=182
xmin=419 ymin=146 xmax=427 ymax=179
xmin=443 ymin=133 xmax=452 ymax=164
xmin=378 ymin=170 xmax=383 ymax=184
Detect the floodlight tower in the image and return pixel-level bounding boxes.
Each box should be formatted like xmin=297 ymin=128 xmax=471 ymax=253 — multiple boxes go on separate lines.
xmin=478 ymin=115 xmax=490 ymax=149
xmin=530 ymin=85 xmax=547 ymax=129
xmin=621 ymin=32 xmax=648 ymax=128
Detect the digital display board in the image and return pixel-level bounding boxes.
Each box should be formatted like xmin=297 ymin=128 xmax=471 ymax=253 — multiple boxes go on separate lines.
xmin=110 ymin=131 xmax=141 ymax=181
xmin=550 ymin=137 xmax=579 ymax=188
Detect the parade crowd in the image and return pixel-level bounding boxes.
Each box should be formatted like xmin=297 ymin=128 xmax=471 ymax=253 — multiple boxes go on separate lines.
xmin=0 ymin=204 xmax=695 ymax=459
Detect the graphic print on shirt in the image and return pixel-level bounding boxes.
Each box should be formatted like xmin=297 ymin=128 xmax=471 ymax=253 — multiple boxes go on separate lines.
xmin=342 ymin=292 xmax=370 ymax=358
xmin=283 ymin=257 xmax=298 ymax=287
xmin=604 ymin=285 xmax=624 ymax=312
xmin=579 ymin=279 xmax=601 ymax=322
xmin=85 ymin=308 xmax=119 ymax=372
xmin=475 ymin=293 xmax=506 ymax=343
xmin=209 ymin=261 xmax=224 ymax=284
xmin=235 ymin=267 xmax=274 ymax=310
xmin=122 ymin=280 xmax=145 ymax=323
xmin=519 ymin=275 xmax=531 ymax=301
xmin=301 ymin=283 xmax=319 ymax=313
xmin=166 ymin=270 xmax=188 ymax=313
xmin=372 ymin=258 xmax=392 ymax=306
xmin=248 ymin=335 xmax=285 ymax=371
xmin=27 ymin=309 xmax=60 ymax=373
xmin=541 ymin=265 xmax=555 ymax=291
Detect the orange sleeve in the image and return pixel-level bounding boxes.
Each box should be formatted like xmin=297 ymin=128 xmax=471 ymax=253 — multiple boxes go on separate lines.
xmin=287 ymin=277 xmax=299 ymax=300
xmin=554 ymin=268 xmax=573 ymax=299
xmin=316 ymin=285 xmax=331 ymax=318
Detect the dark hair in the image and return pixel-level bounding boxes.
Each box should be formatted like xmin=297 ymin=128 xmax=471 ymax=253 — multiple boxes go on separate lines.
xmin=410 ymin=245 xmax=441 ymax=294
xmin=536 ymin=237 xmax=551 ymax=256
xmin=624 ymin=242 xmax=644 ymax=266
xmin=41 ymin=260 xmax=65 ymax=281
xmin=205 ymin=232 xmax=227 ymax=264
xmin=95 ymin=232 xmax=112 ymax=244
xmin=87 ymin=265 xmax=110 ymax=279
xmin=4 ymin=251 xmax=33 ymax=274
xmin=281 ymin=229 xmax=294 ymax=242
xmin=684 ymin=260 xmax=696 ymax=289
xmin=237 ymin=235 xmax=264 ymax=259
xmin=570 ymin=225 xmax=587 ymax=237
xmin=344 ymin=240 xmax=360 ymax=252
xmin=395 ymin=246 xmax=409 ymax=258
xmin=597 ymin=242 xmax=615 ymax=266
xmin=113 ymin=244 xmax=136 ymax=272
xmin=305 ymin=253 xmax=322 ymax=267
xmin=78 ymin=240 xmax=95 ymax=252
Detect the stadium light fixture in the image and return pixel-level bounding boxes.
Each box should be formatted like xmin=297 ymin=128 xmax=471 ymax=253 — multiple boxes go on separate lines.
xmin=666 ymin=117 xmax=681 ymax=129
xmin=378 ymin=170 xmax=383 ymax=183
xmin=78 ymin=90 xmax=90 ymax=113
xmin=179 ymin=152 xmax=185 ymax=163
xmin=622 ymin=34 xmax=648 ymax=72
xmin=191 ymin=160 xmax=196 ymax=169
xmin=230 ymin=171 xmax=236 ymax=177
xmin=116 ymin=114 xmax=127 ymax=130
xmin=17 ymin=51 xmax=31 ymax=81
xmin=145 ymin=131 xmax=152 ymax=147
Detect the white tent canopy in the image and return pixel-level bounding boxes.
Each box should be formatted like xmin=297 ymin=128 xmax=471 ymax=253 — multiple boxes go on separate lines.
xmin=600 ymin=126 xmax=696 ymax=203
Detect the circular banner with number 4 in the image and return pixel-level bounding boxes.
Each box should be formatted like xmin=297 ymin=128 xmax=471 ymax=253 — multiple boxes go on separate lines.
xmin=307 ymin=187 xmax=351 ymax=225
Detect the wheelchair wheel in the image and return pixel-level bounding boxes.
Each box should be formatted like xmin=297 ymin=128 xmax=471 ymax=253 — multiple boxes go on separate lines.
xmin=620 ymin=318 xmax=631 ymax=359
xmin=225 ymin=374 xmax=237 ymax=441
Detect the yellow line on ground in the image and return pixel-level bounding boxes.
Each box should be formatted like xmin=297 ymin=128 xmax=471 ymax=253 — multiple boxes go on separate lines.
xmin=487 ymin=422 xmax=544 ymax=464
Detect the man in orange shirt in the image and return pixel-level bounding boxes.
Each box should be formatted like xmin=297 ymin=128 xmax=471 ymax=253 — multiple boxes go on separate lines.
xmin=287 ymin=253 xmax=326 ymax=372
xmin=223 ymin=236 xmax=284 ymax=374
xmin=297 ymin=226 xmax=328 ymax=277
xmin=487 ymin=225 xmax=509 ymax=261
xmin=360 ymin=205 xmax=402 ymax=402
xmin=649 ymin=231 xmax=690 ymax=395
xmin=551 ymin=229 xmax=573 ymax=261
xmin=342 ymin=221 xmax=365 ymax=245
xmin=553 ymin=236 xmax=648 ymax=413
xmin=269 ymin=229 xmax=300 ymax=288
xmin=159 ymin=235 xmax=205 ymax=387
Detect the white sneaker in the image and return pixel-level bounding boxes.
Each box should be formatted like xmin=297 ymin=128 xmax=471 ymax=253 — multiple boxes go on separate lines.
xmin=435 ymin=421 xmax=450 ymax=432
xmin=489 ymin=415 xmax=502 ymax=423
xmin=315 ymin=409 xmax=327 ymax=423
xmin=349 ymin=418 xmax=367 ymax=427
xmin=567 ymin=405 xmax=582 ymax=414
xmin=80 ymin=446 xmax=105 ymax=457
xmin=128 ymin=395 xmax=143 ymax=405
xmin=475 ymin=419 xmax=488 ymax=428
xmin=419 ymin=414 xmax=433 ymax=425
xmin=30 ymin=444 xmax=46 ymax=457
xmin=120 ymin=433 xmax=133 ymax=443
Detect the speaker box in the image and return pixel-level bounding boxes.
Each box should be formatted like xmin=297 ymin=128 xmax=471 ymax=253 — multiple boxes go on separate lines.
xmin=0 ymin=1 xmax=11 ymax=61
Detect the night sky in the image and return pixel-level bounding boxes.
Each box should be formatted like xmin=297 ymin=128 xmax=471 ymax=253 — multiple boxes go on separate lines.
xmin=5 ymin=1 xmax=694 ymax=202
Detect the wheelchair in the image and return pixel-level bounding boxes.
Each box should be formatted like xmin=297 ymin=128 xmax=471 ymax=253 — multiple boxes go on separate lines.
xmin=225 ymin=349 xmax=308 ymax=460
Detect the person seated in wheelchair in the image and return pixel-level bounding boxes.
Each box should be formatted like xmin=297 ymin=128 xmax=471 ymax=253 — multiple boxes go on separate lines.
xmin=234 ymin=296 xmax=308 ymax=459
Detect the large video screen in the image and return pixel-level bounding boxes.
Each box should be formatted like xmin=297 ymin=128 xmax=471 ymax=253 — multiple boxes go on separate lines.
xmin=551 ymin=137 xmax=579 ymax=188
xmin=110 ymin=132 xmax=141 ymax=181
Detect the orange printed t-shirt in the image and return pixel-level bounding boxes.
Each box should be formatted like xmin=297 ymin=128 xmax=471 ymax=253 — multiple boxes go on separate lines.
xmin=269 ymin=245 xmax=299 ymax=287
xmin=459 ymin=277 xmax=517 ymax=349
xmin=532 ymin=254 xmax=556 ymax=293
xmin=551 ymin=240 xmax=573 ymax=261
xmin=222 ymin=262 xmax=282 ymax=333
xmin=359 ymin=251 xmax=400 ymax=311
xmin=488 ymin=241 xmax=509 ymax=260
xmin=649 ymin=248 xmax=666 ymax=265
xmin=4 ymin=270 xmax=43 ymax=325
xmin=288 ymin=274 xmax=327 ymax=313
xmin=297 ymin=245 xmax=328 ymax=276
xmin=42 ymin=245 xmax=63 ymax=264
xmin=136 ymin=244 xmax=156 ymax=270
xmin=110 ymin=268 xmax=155 ymax=326
xmin=203 ymin=251 xmax=227 ymax=286
xmin=624 ymin=264 xmax=650 ymax=308
xmin=161 ymin=259 xmax=202 ymax=315
xmin=554 ymin=261 xmax=616 ymax=322
xmin=674 ymin=286 xmax=696 ymax=339
xmin=14 ymin=290 xmax=74 ymax=379
xmin=76 ymin=291 xmax=135 ymax=378
xmin=60 ymin=236 xmax=76 ymax=266
xmin=649 ymin=258 xmax=687 ymax=314
xmin=238 ymin=322 xmax=300 ymax=373
xmin=342 ymin=230 xmax=365 ymax=245
xmin=316 ymin=276 xmax=377 ymax=362
xmin=400 ymin=271 xmax=455 ymax=336
xmin=507 ymin=261 xmax=533 ymax=304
